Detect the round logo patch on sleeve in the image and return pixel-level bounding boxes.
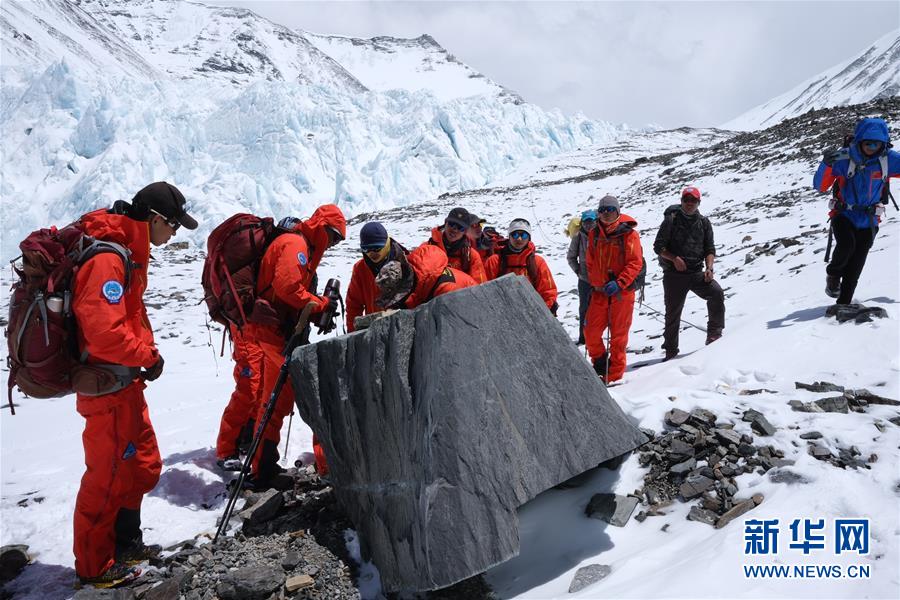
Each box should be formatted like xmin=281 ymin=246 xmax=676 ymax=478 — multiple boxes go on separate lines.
xmin=297 ymin=252 xmax=308 ymax=266
xmin=102 ymin=280 xmax=124 ymax=304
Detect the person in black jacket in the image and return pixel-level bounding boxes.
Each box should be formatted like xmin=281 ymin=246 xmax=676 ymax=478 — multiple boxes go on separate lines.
xmin=653 ymin=186 xmax=724 ymax=360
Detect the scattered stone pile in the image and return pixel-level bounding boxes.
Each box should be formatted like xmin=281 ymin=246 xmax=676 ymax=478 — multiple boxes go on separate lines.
xmin=625 ymin=407 xmax=789 ymax=529
xmin=791 ymin=381 xmax=896 ymax=470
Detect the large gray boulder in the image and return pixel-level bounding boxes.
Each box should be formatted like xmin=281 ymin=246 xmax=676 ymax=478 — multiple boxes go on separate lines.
xmin=289 ymin=275 xmax=646 ymax=592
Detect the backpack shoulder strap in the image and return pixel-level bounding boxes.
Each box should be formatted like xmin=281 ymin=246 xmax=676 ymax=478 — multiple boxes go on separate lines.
xmin=77 ymin=239 xmax=134 ymax=289
xmin=499 ymin=252 xmax=508 ymax=275
xmin=525 ymin=252 xmax=538 ymax=286
xmin=426 ymin=269 xmax=456 ymax=301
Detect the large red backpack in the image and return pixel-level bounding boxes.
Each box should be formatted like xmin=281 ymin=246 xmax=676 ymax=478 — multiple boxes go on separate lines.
xmin=201 ymin=214 xmax=282 ymax=331
xmin=6 ymin=223 xmax=133 ymax=412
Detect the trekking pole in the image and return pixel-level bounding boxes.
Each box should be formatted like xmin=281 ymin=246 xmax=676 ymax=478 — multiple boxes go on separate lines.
xmin=824 ymin=221 xmax=834 ymax=263
xmin=639 ymin=302 xmax=707 ymax=333
xmin=605 ymin=270 xmax=615 ymax=381
xmin=282 ymin=411 xmax=294 ymax=467
xmin=214 ymin=302 xmax=315 ymax=542
xmin=889 ymin=190 xmax=899 ymax=211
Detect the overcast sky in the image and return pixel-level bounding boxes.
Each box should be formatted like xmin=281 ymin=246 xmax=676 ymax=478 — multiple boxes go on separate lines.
xmin=211 ymin=1 xmax=898 ymax=128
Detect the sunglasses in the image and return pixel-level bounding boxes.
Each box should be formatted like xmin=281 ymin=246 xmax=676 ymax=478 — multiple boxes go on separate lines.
xmin=361 ymin=244 xmax=385 ymax=254
xmin=510 ymin=231 xmax=530 ymax=240
xmin=446 ymin=221 xmax=468 ymax=232
xmin=681 ymin=196 xmax=700 ymax=204
xmin=861 ymin=140 xmax=884 ymax=150
xmin=582 ymin=218 xmax=596 ymax=223
xmin=597 ymin=206 xmax=618 ymax=214
xmin=150 ymin=209 xmax=180 ymax=231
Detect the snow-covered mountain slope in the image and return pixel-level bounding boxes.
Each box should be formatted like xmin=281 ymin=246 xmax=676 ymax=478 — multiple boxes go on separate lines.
xmin=3 ymin=97 xmax=898 ymax=599
xmin=0 ymin=0 xmax=622 ymax=259
xmin=306 ymin=32 xmax=519 ymax=103
xmin=724 ymin=31 xmax=900 ymax=131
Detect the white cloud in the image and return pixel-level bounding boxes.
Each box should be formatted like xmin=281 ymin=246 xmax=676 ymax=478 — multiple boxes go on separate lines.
xmin=207 ymin=0 xmax=898 ymax=127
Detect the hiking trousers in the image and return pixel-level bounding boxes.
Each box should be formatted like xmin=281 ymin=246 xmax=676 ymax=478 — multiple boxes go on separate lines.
xmin=246 ymin=324 xmax=328 ymax=479
xmin=585 ymin=289 xmax=635 ymax=382
xmin=74 ymin=382 xmax=161 ymax=579
xmin=215 ymin=329 xmax=263 ymax=460
xmin=577 ymin=278 xmax=592 ymax=341
xmin=827 ymin=215 xmax=875 ymax=305
xmin=662 ymin=271 xmax=725 ymax=354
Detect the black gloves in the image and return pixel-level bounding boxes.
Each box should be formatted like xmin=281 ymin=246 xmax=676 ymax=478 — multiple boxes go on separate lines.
xmin=144 ymin=356 xmax=165 ymax=381
xmin=822 ymin=147 xmax=842 ymax=166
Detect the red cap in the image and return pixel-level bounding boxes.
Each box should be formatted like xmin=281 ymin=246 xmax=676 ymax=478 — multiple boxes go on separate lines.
xmin=681 ymin=186 xmax=701 ymax=201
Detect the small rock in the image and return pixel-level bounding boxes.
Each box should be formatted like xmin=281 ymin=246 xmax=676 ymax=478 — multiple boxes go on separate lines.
xmin=814 ymin=397 xmax=849 ymax=414
xmin=808 ymin=444 xmax=832 ymax=460
xmin=285 ymin=574 xmax=315 ymax=593
xmin=750 ymin=415 xmax=776 ymax=436
xmin=851 ymin=389 xmax=900 ymax=406
xmin=239 ymin=489 xmax=283 ymax=526
xmin=751 ymin=493 xmax=764 ymax=505
xmin=769 ymin=469 xmax=808 ymax=484
xmin=0 ymin=545 xmax=30 ymax=583
xmin=687 ymin=505 xmax=718 ymax=526
xmin=666 ymin=439 xmax=694 ymax=460
xmin=669 ymin=458 xmax=697 ymax=475
xmin=585 ymin=493 xmax=639 ymax=527
xmin=715 ymin=499 xmax=757 ymax=528
xmin=165 ymin=241 xmax=189 ymax=251
xmin=567 ymin=564 xmax=612 ymax=594
xmin=795 ymin=381 xmax=844 ymax=393
xmin=281 ymin=551 xmax=301 ymax=571
xmin=680 ymin=475 xmax=715 ymax=500
xmin=714 ymin=428 xmax=742 ymax=446
xmin=665 ymin=408 xmax=690 ymax=427
xmin=216 ymin=564 xmax=284 ymax=600
xmin=799 ymin=431 xmax=822 ymax=440
xmin=737 ymin=443 xmax=756 ymax=457
xmin=868 ymin=453 xmax=878 ymax=463
xmin=689 ymin=409 xmax=717 ymax=427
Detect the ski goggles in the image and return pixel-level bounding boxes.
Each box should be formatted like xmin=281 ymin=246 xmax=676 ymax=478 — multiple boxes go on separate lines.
xmin=150 ymin=209 xmax=181 ymax=231
xmin=860 ymin=140 xmax=884 ymax=152
xmin=445 ymin=221 xmax=468 ymax=232
xmin=361 ymin=243 xmax=386 ymax=254
xmin=509 ymin=231 xmax=530 ymax=240
xmin=597 ymin=206 xmax=618 ymax=213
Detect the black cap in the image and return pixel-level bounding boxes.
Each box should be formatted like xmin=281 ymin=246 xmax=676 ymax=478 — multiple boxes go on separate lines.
xmin=131 ymin=182 xmax=198 ymax=230
xmin=445 ymin=207 xmax=471 ymax=229
xmin=468 ymin=213 xmax=486 ymax=226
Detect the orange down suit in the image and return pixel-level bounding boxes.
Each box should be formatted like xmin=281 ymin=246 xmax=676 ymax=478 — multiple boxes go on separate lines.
xmin=71 ymin=210 xmax=162 ymax=579
xmin=423 ymin=227 xmax=487 ymax=283
xmin=245 ymin=205 xmax=346 ymax=478
xmin=585 ymin=214 xmax=644 ymax=382
xmin=484 ymin=241 xmax=558 ymax=310
xmin=215 ymin=324 xmax=262 ymax=459
xmin=345 ymin=240 xmax=407 ymax=332
xmin=403 ymin=244 xmax=477 ymax=308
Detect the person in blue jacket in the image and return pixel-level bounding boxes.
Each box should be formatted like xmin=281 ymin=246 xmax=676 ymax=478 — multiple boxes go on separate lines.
xmin=814 ymin=118 xmax=899 ymax=304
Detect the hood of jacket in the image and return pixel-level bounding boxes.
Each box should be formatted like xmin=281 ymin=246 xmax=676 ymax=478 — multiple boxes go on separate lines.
xmin=79 ymin=209 xmax=151 ymax=267
xmin=297 ymin=204 xmax=346 ymax=270
xmin=849 ymin=118 xmax=891 ymax=164
xmin=407 ymin=244 xmax=449 ymax=303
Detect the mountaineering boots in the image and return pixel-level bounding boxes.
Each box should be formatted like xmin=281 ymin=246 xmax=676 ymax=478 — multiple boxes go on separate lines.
xmin=117 ymin=542 xmax=162 ymax=566
xmin=663 ymin=350 xmax=679 ymax=362
xmin=592 ymin=354 xmax=609 ymax=377
xmin=78 ymin=563 xmax=141 ymax=589
xmin=825 ymin=275 xmax=841 ymax=299
xmin=705 ymin=333 xmax=721 ymax=345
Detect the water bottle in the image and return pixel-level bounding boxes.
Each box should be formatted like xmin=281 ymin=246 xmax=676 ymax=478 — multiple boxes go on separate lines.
xmin=46 ymin=295 xmax=64 ymax=313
